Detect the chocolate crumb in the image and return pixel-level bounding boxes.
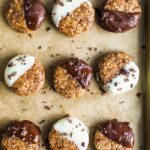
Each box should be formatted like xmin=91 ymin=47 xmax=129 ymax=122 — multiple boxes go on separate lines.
xmin=59 ymin=2 xmax=64 ymax=6
xmin=130 ymin=84 xmax=133 ymax=88
xmin=119 ymin=101 xmax=124 ymax=104
xmin=8 ymin=71 xmax=17 ymax=79
xmin=136 ymin=92 xmax=142 ymax=97
xmin=28 ymin=33 xmax=32 ymax=38
xmin=67 ymin=0 xmax=72 ymax=2
xmin=38 ymin=46 xmax=42 ymax=49
xmin=8 ymin=62 xmax=15 ymax=67
xmin=39 ymin=120 xmax=45 ymax=124
xmin=42 ymin=101 xmax=46 ymax=103
xmin=114 ymin=82 xmax=118 ymax=86
xmin=44 ymin=106 xmax=51 ymax=110
xmin=46 ymin=27 xmax=51 ymax=31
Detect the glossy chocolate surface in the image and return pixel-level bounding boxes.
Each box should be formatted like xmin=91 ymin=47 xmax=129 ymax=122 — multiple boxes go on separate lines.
xmin=98 ymin=9 xmax=141 ymax=32
xmin=24 ymin=0 xmax=46 ymax=30
xmin=5 ymin=120 xmax=41 ymax=144
xmin=61 ymin=58 xmax=93 ymax=89
xmin=98 ymin=119 xmax=134 ymax=148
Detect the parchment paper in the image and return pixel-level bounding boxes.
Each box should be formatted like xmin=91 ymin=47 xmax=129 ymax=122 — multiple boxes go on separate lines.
xmin=0 ymin=0 xmax=142 ymax=149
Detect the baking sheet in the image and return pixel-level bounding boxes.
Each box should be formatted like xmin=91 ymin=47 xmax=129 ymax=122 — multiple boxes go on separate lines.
xmin=0 ymin=0 xmax=143 ymax=149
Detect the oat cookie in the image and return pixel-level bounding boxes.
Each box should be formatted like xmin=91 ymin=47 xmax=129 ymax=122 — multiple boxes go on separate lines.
xmin=6 ymin=0 xmax=46 ymax=32
xmin=4 ymin=54 xmax=45 ymax=95
xmin=52 ymin=0 xmax=95 ymax=37
xmin=48 ymin=117 xmax=89 ymax=150
xmin=94 ymin=119 xmax=135 ymax=150
xmin=96 ymin=52 xmax=139 ymax=94
xmin=98 ymin=0 xmax=142 ymax=32
xmin=53 ymin=57 xmax=93 ymax=98
xmin=2 ymin=120 xmax=41 ymax=150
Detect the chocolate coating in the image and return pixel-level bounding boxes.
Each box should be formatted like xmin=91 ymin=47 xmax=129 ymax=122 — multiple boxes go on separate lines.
xmin=98 ymin=119 xmax=134 ymax=148
xmin=5 ymin=120 xmax=40 ymax=144
xmin=24 ymin=0 xmax=46 ymax=30
xmin=61 ymin=58 xmax=93 ymax=89
xmin=98 ymin=9 xmax=141 ymax=32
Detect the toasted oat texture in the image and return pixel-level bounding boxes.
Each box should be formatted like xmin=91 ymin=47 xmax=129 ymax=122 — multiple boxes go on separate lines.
xmin=53 ymin=66 xmax=85 ymax=98
xmin=11 ymin=59 xmax=45 ymax=96
xmin=94 ymin=131 xmax=132 ymax=150
xmin=2 ymin=136 xmax=38 ymax=150
xmin=48 ymin=128 xmax=78 ymax=150
xmin=59 ymin=2 xmax=95 ymax=37
xmin=97 ymin=52 xmax=132 ymax=85
xmin=104 ymin=0 xmax=141 ymax=13
xmin=6 ymin=0 xmax=30 ymax=33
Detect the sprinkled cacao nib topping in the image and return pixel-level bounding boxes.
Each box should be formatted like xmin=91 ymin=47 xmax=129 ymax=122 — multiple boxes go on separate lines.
xmin=61 ymin=58 xmax=93 ymax=89
xmin=8 ymin=72 xmax=17 ymax=80
xmin=8 ymin=62 xmax=15 ymax=67
xmin=5 ymin=120 xmax=40 ymax=144
xmin=120 ymin=69 xmax=129 ymax=76
xmin=99 ymin=119 xmax=134 ymax=148
xmin=24 ymin=0 xmax=46 ymax=30
xmin=81 ymin=142 xmax=85 ymax=147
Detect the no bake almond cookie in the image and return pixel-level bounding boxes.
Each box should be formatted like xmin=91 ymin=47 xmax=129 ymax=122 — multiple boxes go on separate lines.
xmin=4 ymin=54 xmax=45 ymax=96
xmin=53 ymin=57 xmax=93 ymax=98
xmin=52 ymin=0 xmax=95 ymax=37
xmin=98 ymin=0 xmax=142 ymax=32
xmin=48 ymin=117 xmax=89 ymax=150
xmin=6 ymin=0 xmax=46 ymax=33
xmin=2 ymin=120 xmax=41 ymax=150
xmin=94 ymin=119 xmax=135 ymax=150
xmin=96 ymin=52 xmax=139 ymax=94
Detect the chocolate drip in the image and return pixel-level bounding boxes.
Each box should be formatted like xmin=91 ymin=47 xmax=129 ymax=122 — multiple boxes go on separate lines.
xmin=99 ymin=119 xmax=134 ymax=148
xmin=24 ymin=0 xmax=46 ymax=30
xmin=98 ymin=9 xmax=141 ymax=32
xmin=5 ymin=120 xmax=41 ymax=144
xmin=61 ymin=58 xmax=93 ymax=89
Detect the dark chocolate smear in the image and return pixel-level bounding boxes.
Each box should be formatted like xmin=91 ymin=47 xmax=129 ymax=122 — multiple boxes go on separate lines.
xmin=98 ymin=119 xmax=134 ymax=148
xmin=5 ymin=120 xmax=41 ymax=144
xmin=98 ymin=9 xmax=141 ymax=32
xmin=61 ymin=58 xmax=93 ymax=89
xmin=24 ymin=0 xmax=46 ymax=30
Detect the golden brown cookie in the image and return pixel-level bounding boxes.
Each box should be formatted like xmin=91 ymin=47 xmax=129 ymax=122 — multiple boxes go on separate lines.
xmin=98 ymin=0 xmax=142 ymax=32
xmin=6 ymin=0 xmax=46 ymax=33
xmin=53 ymin=58 xmax=93 ymax=98
xmin=4 ymin=54 xmax=45 ymax=96
xmin=48 ymin=117 xmax=89 ymax=150
xmin=52 ymin=0 xmax=95 ymax=37
xmin=2 ymin=120 xmax=41 ymax=150
xmin=94 ymin=119 xmax=135 ymax=150
xmin=96 ymin=52 xmax=139 ymax=94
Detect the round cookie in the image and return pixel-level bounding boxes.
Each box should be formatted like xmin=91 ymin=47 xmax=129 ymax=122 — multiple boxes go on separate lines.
xmin=53 ymin=57 xmax=93 ymax=98
xmin=94 ymin=119 xmax=135 ymax=150
xmin=52 ymin=0 xmax=95 ymax=37
xmin=2 ymin=120 xmax=41 ymax=150
xmin=48 ymin=117 xmax=89 ymax=150
xmin=4 ymin=54 xmax=45 ymax=96
xmin=6 ymin=0 xmax=46 ymax=33
xmin=98 ymin=0 xmax=142 ymax=32
xmin=96 ymin=52 xmax=139 ymax=94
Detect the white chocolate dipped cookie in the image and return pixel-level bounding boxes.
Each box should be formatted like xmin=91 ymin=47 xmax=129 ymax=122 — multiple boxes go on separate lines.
xmin=4 ymin=54 xmax=45 ymax=96
xmin=52 ymin=0 xmax=95 ymax=37
xmin=48 ymin=117 xmax=89 ymax=150
xmin=97 ymin=52 xmax=139 ymax=94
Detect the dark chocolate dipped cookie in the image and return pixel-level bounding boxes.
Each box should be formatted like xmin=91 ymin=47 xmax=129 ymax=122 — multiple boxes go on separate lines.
xmin=6 ymin=0 xmax=46 ymax=32
xmin=53 ymin=57 xmax=93 ymax=98
xmin=94 ymin=119 xmax=135 ymax=150
xmin=98 ymin=0 xmax=141 ymax=32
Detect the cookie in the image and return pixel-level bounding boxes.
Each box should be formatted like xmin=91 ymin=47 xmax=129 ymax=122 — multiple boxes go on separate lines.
xmin=96 ymin=52 xmax=139 ymax=94
xmin=94 ymin=119 xmax=135 ymax=150
xmin=6 ymin=0 xmax=46 ymax=33
xmin=52 ymin=0 xmax=95 ymax=37
xmin=4 ymin=54 xmax=45 ymax=95
xmin=2 ymin=120 xmax=41 ymax=150
xmin=98 ymin=0 xmax=141 ymax=32
xmin=48 ymin=117 xmax=89 ymax=150
xmin=53 ymin=57 xmax=93 ymax=98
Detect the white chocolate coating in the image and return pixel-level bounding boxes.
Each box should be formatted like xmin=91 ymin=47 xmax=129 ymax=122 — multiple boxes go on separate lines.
xmin=4 ymin=55 xmax=35 ymax=87
xmin=102 ymin=61 xmax=139 ymax=94
xmin=53 ymin=117 xmax=89 ymax=150
xmin=52 ymin=0 xmax=92 ymax=27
